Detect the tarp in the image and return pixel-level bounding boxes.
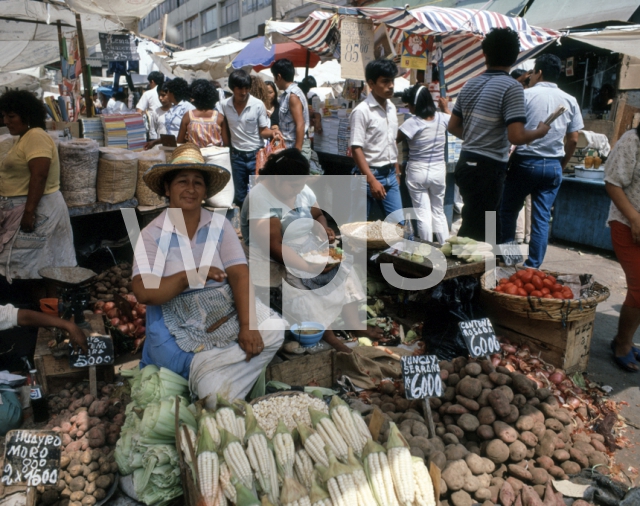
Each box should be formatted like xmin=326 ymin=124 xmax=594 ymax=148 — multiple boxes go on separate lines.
xmin=523 ymin=0 xmax=640 ymax=29
xmin=568 ymin=25 xmax=640 ymax=60
xmin=161 ymin=37 xmax=248 ymax=80
xmin=231 ymin=36 xmax=320 ymax=71
xmin=266 ymin=6 xmax=559 ymax=96
xmin=369 ymin=0 xmax=527 ymax=16
xmin=63 ymin=0 xmax=163 ymax=32
xmin=0 ymin=1 xmax=123 ymax=72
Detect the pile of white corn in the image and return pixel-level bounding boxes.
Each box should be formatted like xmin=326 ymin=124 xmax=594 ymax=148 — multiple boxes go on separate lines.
xmin=180 ymin=393 xmax=437 ymax=506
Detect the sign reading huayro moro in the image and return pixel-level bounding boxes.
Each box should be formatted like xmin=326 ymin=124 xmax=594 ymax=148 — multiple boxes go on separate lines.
xmin=401 ymin=355 xmax=442 ymax=400
xmin=340 ymin=18 xmax=374 ymax=80
xmin=1 ymin=430 xmax=61 ymax=487
xmin=99 ymin=33 xmax=139 ymax=61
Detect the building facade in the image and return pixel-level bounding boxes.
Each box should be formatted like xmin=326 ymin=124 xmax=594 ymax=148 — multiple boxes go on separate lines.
xmin=139 ymin=0 xmax=272 ymax=49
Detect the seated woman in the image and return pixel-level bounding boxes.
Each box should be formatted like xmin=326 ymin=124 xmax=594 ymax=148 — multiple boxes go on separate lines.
xmin=132 ymin=143 xmax=283 ymax=404
xmin=240 ymin=148 xmax=383 ymax=353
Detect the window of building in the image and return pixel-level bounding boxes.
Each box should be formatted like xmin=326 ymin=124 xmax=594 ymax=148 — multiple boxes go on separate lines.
xmin=201 ymin=6 xmax=217 ymax=34
xmin=168 ymin=22 xmax=183 ymax=45
xmin=221 ymin=0 xmax=239 ymax=25
xmin=185 ymin=16 xmax=198 ymax=40
xmin=242 ymin=0 xmax=270 ymax=14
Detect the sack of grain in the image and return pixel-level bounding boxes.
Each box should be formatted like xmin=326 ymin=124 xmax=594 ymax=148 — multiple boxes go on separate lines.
xmin=59 ymin=138 xmax=100 ymax=207
xmin=136 ymin=148 xmax=167 ymax=206
xmin=97 ymin=147 xmax=138 ymax=204
xmin=201 ymin=146 xmax=234 ymax=208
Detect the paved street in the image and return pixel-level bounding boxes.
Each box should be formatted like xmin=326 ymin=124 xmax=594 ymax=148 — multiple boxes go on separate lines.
xmin=543 ymin=241 xmax=640 ymax=485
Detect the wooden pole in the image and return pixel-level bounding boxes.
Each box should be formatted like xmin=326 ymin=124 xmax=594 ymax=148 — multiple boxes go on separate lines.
xmin=305 ymin=49 xmax=311 ymax=78
xmin=160 ymin=14 xmax=168 ymax=44
xmin=422 ymin=398 xmax=436 ymax=439
xmin=75 ymin=14 xmax=94 ymax=118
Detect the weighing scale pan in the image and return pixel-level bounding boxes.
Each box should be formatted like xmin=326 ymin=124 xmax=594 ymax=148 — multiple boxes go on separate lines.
xmin=38 ymin=266 xmax=97 ymax=287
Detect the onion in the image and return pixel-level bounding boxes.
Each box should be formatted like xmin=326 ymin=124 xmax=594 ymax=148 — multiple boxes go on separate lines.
xmin=133 ymin=318 xmax=144 ymax=327
xmin=528 ymin=358 xmax=541 ymax=368
xmin=566 ymin=396 xmax=581 ymax=409
xmin=131 ymin=310 xmax=138 ymax=318
xmin=106 ymin=308 xmax=120 ymax=319
xmin=120 ymin=316 xmax=129 ymax=324
xmin=526 ymin=374 xmax=544 ymax=389
xmin=135 ymin=325 xmax=146 ymax=337
xmin=136 ymin=305 xmax=146 ymax=317
xmin=94 ymin=301 xmax=105 ymax=309
xmin=501 ymin=344 xmax=517 ymax=354
xmin=124 ymin=294 xmax=137 ymax=307
xmin=491 ymin=355 xmax=501 ymax=366
xmin=93 ymin=309 xmax=103 ymax=315
xmin=549 ymin=370 xmax=566 ymax=385
xmin=104 ymin=302 xmax=116 ymax=311
xmin=127 ymin=323 xmax=136 ymax=334
xmin=117 ymin=324 xmax=129 ymax=334
xmin=110 ymin=318 xmax=121 ymax=326
xmin=516 ymin=349 xmax=530 ymax=359
xmin=504 ymin=364 xmax=516 ymax=372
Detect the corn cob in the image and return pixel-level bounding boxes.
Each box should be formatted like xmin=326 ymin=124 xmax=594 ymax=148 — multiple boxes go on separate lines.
xmin=294 ymin=449 xmax=314 ymax=490
xmin=329 ymin=396 xmax=368 ymax=457
xmin=196 ymin=425 xmax=220 ymax=506
xmin=236 ymin=416 xmax=246 ymax=441
xmin=309 ymin=474 xmax=332 ymax=506
xmin=219 ymin=460 xmax=237 ymax=503
xmin=280 ymin=476 xmax=311 ymax=506
xmin=351 ymin=410 xmax=373 ymax=445
xmin=220 ymin=428 xmax=253 ymax=490
xmin=245 ymin=405 xmax=279 ymax=504
xmin=180 ymin=423 xmax=197 ymax=464
xmin=386 ymin=423 xmax=414 ymax=506
xmin=362 ymin=439 xmax=399 ymax=506
xmin=215 ymin=485 xmax=227 ymax=506
xmin=346 ymin=447 xmax=377 ymax=506
xmin=274 ymin=419 xmax=296 ymax=478
xmin=309 ymin=408 xmax=349 ymax=462
xmin=200 ymin=411 xmax=221 ymax=447
xmin=317 ymin=447 xmax=357 ymax=506
xmin=296 ymin=420 xmax=329 ymax=467
xmin=412 ymin=457 xmax=436 ymax=506
xmin=216 ymin=394 xmax=242 ymax=439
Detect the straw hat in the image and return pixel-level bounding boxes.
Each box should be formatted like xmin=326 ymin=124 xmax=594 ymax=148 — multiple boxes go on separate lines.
xmin=143 ymin=143 xmax=230 ymax=199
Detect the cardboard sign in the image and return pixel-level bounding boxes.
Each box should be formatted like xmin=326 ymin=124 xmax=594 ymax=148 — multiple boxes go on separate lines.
xmin=401 ymin=34 xmax=432 ymax=70
xmin=69 ymin=335 xmax=114 ymax=368
xmin=99 ymin=33 xmax=139 ymax=62
xmin=458 ymin=318 xmax=501 ymax=358
xmin=401 ymin=355 xmax=442 ymax=400
xmin=1 ymin=430 xmax=61 ymax=487
xmin=340 ymin=18 xmax=374 ymax=80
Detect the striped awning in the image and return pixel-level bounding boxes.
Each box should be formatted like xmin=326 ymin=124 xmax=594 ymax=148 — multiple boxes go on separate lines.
xmin=266 ymin=6 xmax=560 ymax=97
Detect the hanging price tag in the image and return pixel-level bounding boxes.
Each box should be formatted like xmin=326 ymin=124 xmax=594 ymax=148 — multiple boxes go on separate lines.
xmin=69 ymin=335 xmax=114 ymax=368
xmin=401 ymin=355 xmax=442 ymax=400
xmin=458 ymin=318 xmax=501 ymax=358
xmin=1 ymin=430 xmax=61 ymax=487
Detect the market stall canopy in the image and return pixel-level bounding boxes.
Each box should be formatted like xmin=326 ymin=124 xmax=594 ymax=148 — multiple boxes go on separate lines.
xmin=161 ymin=37 xmax=248 ymax=80
xmin=0 ymin=0 xmax=123 ymax=72
xmin=231 ymin=36 xmax=320 ymax=71
xmin=371 ymin=0 xmax=528 ymax=16
xmin=63 ymin=0 xmax=163 ymax=32
xmin=266 ymin=6 xmax=560 ymax=96
xmin=567 ymin=25 xmax=640 ymax=60
xmin=522 ymin=0 xmax=640 ymax=29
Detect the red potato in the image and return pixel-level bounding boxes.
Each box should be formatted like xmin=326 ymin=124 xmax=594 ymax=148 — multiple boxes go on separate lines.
xmin=499 ymin=481 xmax=516 ymax=506
xmin=106 ymin=308 xmax=119 ymax=319
xmin=521 ymin=485 xmax=544 ymax=506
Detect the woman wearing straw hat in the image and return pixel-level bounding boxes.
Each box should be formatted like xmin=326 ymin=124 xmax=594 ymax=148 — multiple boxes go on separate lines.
xmin=131 ymin=143 xmax=283 ymax=405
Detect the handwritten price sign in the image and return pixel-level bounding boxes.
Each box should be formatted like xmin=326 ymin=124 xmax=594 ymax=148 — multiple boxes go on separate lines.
xmin=69 ymin=335 xmax=114 ymax=368
xmin=1 ymin=430 xmax=61 ymax=487
xmin=340 ymin=18 xmax=374 ymax=80
xmin=458 ymin=318 xmax=501 ymax=358
xmin=401 ymin=355 xmax=442 ymax=400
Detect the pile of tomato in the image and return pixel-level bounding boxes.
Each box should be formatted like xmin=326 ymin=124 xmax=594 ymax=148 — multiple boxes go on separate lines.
xmin=494 ymin=268 xmax=575 ymax=299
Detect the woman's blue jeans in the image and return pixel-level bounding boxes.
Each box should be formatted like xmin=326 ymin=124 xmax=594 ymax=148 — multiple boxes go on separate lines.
xmin=499 ymin=156 xmax=562 ymax=268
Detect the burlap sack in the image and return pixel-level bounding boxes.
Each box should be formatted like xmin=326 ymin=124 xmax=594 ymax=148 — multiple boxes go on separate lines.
xmin=136 ymin=148 xmax=167 ymax=206
xmin=59 ymin=138 xmax=100 ymax=207
xmin=96 ymin=147 xmax=138 ymax=204
xmin=335 ymin=346 xmax=412 ymax=390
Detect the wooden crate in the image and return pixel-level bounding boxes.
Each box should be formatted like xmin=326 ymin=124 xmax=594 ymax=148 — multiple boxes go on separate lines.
xmin=34 ymin=314 xmax=114 ymax=395
xmin=266 ymin=350 xmax=335 ymax=387
xmin=482 ymin=296 xmax=595 ymax=373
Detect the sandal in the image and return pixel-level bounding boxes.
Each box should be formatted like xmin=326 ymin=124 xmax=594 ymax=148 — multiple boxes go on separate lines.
xmin=632 ymin=346 xmax=640 ymax=361
xmin=610 ymin=341 xmax=639 ymax=372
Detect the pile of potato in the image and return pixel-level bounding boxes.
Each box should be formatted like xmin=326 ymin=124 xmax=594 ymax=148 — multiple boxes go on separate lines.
xmin=37 ymin=381 xmax=128 ymax=506
xmin=365 ymin=356 xmax=609 ymax=506
xmin=90 ymin=263 xmax=133 ymax=303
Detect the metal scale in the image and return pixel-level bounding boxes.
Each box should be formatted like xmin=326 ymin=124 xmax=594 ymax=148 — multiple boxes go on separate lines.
xmin=38 ymin=267 xmax=97 ymax=329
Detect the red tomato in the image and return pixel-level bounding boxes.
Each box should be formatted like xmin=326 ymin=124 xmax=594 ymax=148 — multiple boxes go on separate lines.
xmin=495 ymin=286 xmax=504 ymax=292
xmin=521 ymin=270 xmax=534 ymax=283
xmin=534 ymin=270 xmax=547 ymax=279
xmin=531 ymin=275 xmax=543 ymax=290
xmin=514 ymin=279 xmax=524 ymax=288
xmin=552 ymin=284 xmax=564 ymax=293
xmin=499 ymin=278 xmax=509 ymax=285
xmin=541 ymin=287 xmax=551 ymax=295
xmin=546 ymin=275 xmax=556 ymax=284
xmin=517 ymin=288 xmax=528 ymax=297
xmin=542 ymin=278 xmax=555 ymax=289
xmin=552 ymin=292 xmax=564 ymax=299
xmin=562 ymin=289 xmax=574 ymax=299
xmin=530 ymin=290 xmax=543 ymax=297
xmin=505 ymin=285 xmax=518 ymax=295
xmin=542 ymin=294 xmax=554 ymax=299
xmin=509 ymin=274 xmax=518 ymax=283
xmin=524 ymin=283 xmax=535 ymax=294
xmin=516 ymin=270 xmax=526 ymax=278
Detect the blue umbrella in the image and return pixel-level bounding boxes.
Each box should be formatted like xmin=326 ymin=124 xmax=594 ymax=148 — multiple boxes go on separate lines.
xmin=231 ymin=36 xmax=319 ymax=71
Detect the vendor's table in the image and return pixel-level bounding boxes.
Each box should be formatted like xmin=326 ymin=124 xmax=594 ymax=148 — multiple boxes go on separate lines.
xmin=376 ymin=252 xmax=486 ymax=281
xmin=551 ymin=175 xmax=613 ymax=251
xmin=266 ymin=349 xmax=335 ymax=388
xmin=34 ymin=313 xmax=114 ymax=395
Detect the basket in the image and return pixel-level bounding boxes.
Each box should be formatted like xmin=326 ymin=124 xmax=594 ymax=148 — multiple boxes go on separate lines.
xmin=97 ymin=147 xmax=138 ymax=204
xmin=249 ymin=389 xmax=312 ymax=406
xmin=481 ymin=270 xmax=610 ymax=323
xmin=340 ymin=221 xmax=404 ymax=250
xmin=136 ymin=148 xmax=167 ymax=206
xmin=59 ymin=138 xmax=100 ymax=206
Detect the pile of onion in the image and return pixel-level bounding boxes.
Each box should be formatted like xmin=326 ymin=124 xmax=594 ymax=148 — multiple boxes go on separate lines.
xmin=94 ymin=295 xmax=146 ymax=340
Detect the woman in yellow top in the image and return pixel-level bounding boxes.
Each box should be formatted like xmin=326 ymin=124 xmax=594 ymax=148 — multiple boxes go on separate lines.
xmin=0 ymin=90 xmax=76 ymax=282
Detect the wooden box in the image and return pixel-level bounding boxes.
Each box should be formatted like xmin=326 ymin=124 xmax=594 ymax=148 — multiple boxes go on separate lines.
xmin=483 ymin=297 xmax=595 ymax=373
xmin=266 ymin=350 xmax=335 ymax=387
xmin=34 ymin=314 xmax=114 ymax=395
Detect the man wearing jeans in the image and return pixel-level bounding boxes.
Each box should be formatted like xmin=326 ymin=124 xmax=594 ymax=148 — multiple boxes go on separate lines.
xmin=499 ymin=54 xmax=583 ymax=267
xmin=350 ymin=59 xmax=402 ymax=221
xmin=447 ymin=28 xmax=550 ymax=241
xmin=221 ymin=70 xmax=281 ymax=206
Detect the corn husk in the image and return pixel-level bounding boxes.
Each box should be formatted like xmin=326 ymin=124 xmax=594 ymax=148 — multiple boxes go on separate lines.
xmin=296 ymin=419 xmax=319 ymax=446
xmin=308 ymin=407 xmax=331 ymax=429
xmin=244 ymin=404 xmax=266 ymax=443
xmin=309 ymin=474 xmax=331 ymax=504
xmin=362 ymin=439 xmax=387 ymax=460
xmin=234 ymin=479 xmax=261 ymax=506
xmin=329 ymin=395 xmax=349 ymax=412
xmin=385 ymin=422 xmax=409 ymax=450
xmin=197 ymin=422 xmax=217 ymax=454
xmin=217 ymin=393 xmax=242 ymax=415
xmin=280 ymin=476 xmax=309 ymax=505
xmin=316 ymin=447 xmax=352 ymax=482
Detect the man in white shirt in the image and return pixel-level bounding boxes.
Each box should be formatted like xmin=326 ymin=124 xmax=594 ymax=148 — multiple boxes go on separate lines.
xmin=104 ymin=91 xmax=133 ymax=115
xmin=349 ymin=59 xmax=402 ymax=221
xmin=0 ymin=304 xmax=87 ymax=353
xmin=144 ymin=83 xmax=172 ymax=150
xmin=220 ymin=70 xmax=281 ymax=205
xmin=136 ymin=71 xmax=164 ymax=114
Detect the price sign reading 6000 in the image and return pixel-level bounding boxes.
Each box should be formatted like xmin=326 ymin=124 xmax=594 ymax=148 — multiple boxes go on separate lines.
xmin=459 ymin=318 xmax=501 ymax=358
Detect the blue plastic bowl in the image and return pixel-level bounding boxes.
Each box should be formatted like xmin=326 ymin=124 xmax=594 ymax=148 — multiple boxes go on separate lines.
xmin=290 ymin=322 xmax=325 ymax=347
